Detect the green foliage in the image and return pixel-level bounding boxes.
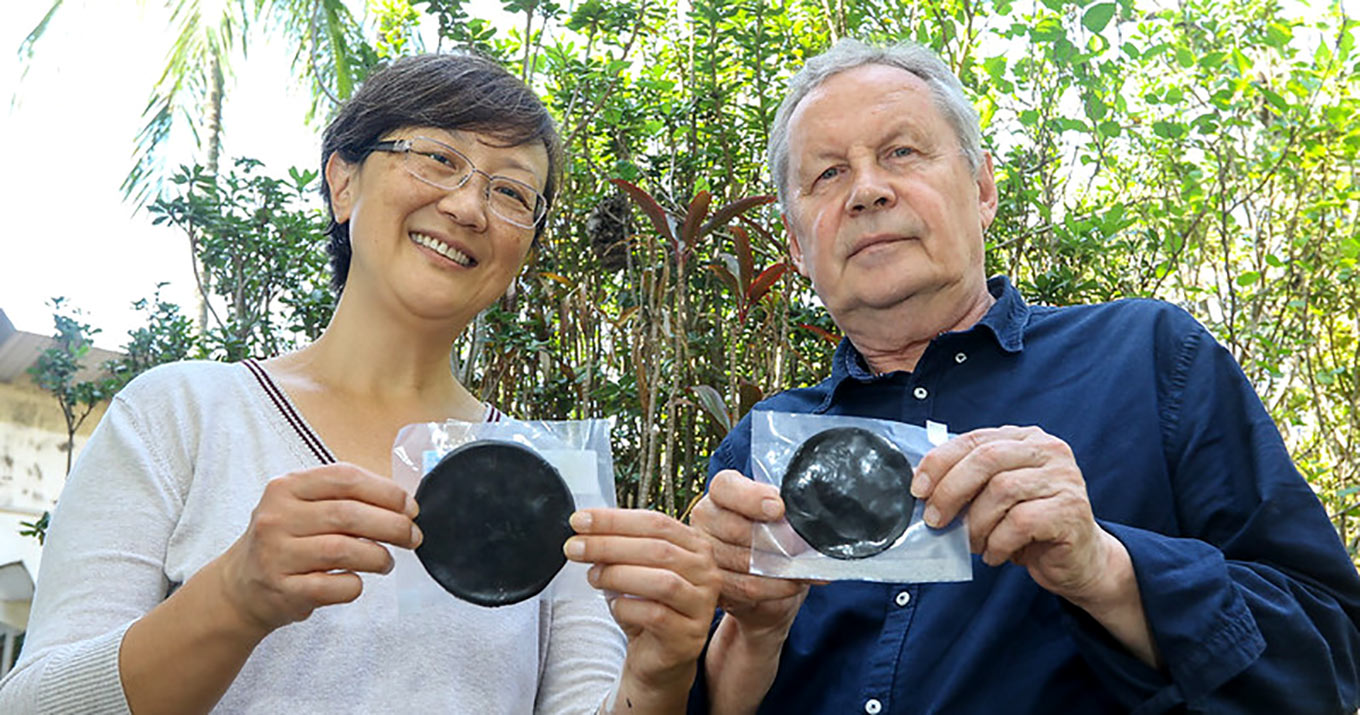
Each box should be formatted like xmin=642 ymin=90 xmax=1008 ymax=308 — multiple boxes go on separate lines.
xmin=23 ymin=298 xmax=114 ymax=544
xmin=147 ymin=159 xmax=333 ymax=361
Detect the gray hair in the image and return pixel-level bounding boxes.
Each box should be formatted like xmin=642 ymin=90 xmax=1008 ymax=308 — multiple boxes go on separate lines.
xmin=768 ymin=39 xmax=984 ymax=208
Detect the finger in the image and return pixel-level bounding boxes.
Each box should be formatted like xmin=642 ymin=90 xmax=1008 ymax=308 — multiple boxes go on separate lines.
xmin=711 ymin=539 xmax=755 ymax=575
xmin=566 ymin=533 xmax=714 ymax=587
xmin=719 ymin=569 xmax=806 ymax=609
xmin=570 ymin=509 xmax=706 ymax=552
xmin=708 ymin=470 xmax=784 ymax=522
xmin=925 ymin=433 xmax=1051 ymax=527
xmin=589 ymin=564 xmax=714 ymax=620
xmin=607 ymin=595 xmax=709 ymax=647
xmin=691 ymin=497 xmax=759 ymax=549
xmin=283 ymin=571 xmax=365 ymax=610
xmin=980 ymin=498 xmax=1065 ymax=566
xmin=281 ymin=534 xmax=395 ymax=575
xmin=912 ymin=426 xmax=1039 ymax=498
xmin=965 ymin=467 xmax=1062 ymax=553
xmin=280 ymin=463 xmax=417 ymax=518
xmin=293 ymin=498 xmax=422 ymax=549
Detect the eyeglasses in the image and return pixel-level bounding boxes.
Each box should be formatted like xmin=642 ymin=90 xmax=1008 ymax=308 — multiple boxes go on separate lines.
xmin=367 ymin=136 xmax=548 ymax=229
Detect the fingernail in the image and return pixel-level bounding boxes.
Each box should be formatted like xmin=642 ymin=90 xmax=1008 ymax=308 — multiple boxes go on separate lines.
xmin=587 ymin=564 xmax=602 ymax=586
xmin=406 ymin=495 xmax=419 ymax=519
xmin=410 ymin=524 xmax=423 ymax=547
xmin=910 ymin=470 xmax=931 ymax=498
xmin=761 ymin=498 xmax=782 ymax=520
xmin=570 ymin=511 xmax=592 ymax=531
xmin=564 ymin=537 xmax=585 ymax=559
xmin=924 ymin=505 xmax=941 ymax=528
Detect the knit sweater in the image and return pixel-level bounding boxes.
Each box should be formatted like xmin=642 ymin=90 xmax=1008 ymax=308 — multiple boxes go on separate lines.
xmin=0 ymin=361 xmax=626 ymax=713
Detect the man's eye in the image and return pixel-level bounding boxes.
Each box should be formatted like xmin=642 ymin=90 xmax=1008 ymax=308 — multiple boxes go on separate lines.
xmin=890 ymin=146 xmax=916 ymax=159
xmin=816 ymin=167 xmax=840 ymax=182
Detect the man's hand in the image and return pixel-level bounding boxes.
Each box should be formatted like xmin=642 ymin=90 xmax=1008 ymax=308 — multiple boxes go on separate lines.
xmin=691 ymin=470 xmax=811 ymax=634
xmin=912 ymin=425 xmax=1158 ymax=666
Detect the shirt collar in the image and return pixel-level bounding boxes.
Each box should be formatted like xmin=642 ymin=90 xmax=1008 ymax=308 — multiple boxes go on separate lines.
xmin=832 ymin=275 xmax=1030 ymax=385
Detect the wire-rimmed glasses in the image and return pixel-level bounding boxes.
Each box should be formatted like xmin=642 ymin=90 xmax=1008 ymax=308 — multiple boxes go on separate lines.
xmin=367 ymin=136 xmax=547 ymax=229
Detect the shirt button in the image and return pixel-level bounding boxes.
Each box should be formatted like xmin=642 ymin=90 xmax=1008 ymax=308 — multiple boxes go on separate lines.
xmin=913 ymin=386 xmax=928 ymax=400
xmin=894 ymin=591 xmax=911 ymax=607
xmin=954 ymin=352 xmax=967 ymax=364
xmin=865 ymin=699 xmax=883 ymax=714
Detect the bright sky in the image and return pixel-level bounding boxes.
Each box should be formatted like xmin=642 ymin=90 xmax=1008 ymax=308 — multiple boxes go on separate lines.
xmin=1 ymin=1 xmax=340 ymax=349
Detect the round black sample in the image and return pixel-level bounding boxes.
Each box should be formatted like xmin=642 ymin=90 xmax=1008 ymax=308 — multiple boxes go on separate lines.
xmin=414 ymin=441 xmax=575 ymax=607
xmin=781 ymin=427 xmax=915 ymax=560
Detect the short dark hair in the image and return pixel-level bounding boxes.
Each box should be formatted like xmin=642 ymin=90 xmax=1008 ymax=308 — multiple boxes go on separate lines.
xmin=319 ymin=52 xmax=563 ymax=294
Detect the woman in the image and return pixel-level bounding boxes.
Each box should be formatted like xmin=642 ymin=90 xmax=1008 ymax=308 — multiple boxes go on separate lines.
xmin=0 ymin=53 xmax=719 ymax=713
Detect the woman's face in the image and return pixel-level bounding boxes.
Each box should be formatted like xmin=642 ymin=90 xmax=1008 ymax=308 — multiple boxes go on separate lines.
xmin=326 ymin=126 xmax=549 ymax=326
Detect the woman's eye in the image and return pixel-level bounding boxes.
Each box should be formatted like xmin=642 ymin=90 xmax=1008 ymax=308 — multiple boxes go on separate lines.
xmin=494 ymin=183 xmax=531 ymax=207
xmin=423 ymin=151 xmax=457 ymax=168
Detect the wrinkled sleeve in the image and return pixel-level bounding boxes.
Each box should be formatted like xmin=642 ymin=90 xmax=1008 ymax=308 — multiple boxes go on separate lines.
xmin=534 ymin=573 xmax=627 ymax=714
xmin=1066 ymin=321 xmax=1360 ymax=714
xmin=0 ymin=394 xmax=182 ymax=714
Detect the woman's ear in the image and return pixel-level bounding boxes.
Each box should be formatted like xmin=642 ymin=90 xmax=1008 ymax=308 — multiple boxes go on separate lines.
xmin=325 ymin=153 xmax=359 ymax=224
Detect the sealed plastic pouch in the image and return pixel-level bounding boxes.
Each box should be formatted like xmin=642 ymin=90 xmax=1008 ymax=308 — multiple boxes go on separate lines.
xmin=390 ymin=418 xmax=616 ymax=612
xmin=749 ymin=410 xmax=972 ymax=583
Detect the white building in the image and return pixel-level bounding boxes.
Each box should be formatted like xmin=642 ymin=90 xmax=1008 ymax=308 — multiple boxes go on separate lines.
xmin=0 ymin=309 xmax=118 ymax=675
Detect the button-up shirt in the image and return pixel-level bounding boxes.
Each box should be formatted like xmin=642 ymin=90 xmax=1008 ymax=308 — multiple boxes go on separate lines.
xmin=693 ymin=277 xmax=1360 ymax=714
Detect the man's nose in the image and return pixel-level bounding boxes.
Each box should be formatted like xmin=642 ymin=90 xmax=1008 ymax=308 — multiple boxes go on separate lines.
xmin=845 ymin=167 xmax=895 ymax=214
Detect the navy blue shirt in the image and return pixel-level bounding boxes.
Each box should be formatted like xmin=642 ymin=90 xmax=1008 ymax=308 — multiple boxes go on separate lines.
xmin=694 ymin=277 xmax=1360 ymax=714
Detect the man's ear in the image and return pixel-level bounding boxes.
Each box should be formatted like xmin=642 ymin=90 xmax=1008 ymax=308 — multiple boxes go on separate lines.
xmin=784 ymin=213 xmax=809 ymax=277
xmin=976 ymin=151 xmax=999 ymax=231
xmin=325 ymin=153 xmax=358 ymax=224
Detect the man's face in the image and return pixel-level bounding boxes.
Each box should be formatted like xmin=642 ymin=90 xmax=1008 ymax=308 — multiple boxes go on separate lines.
xmin=783 ymin=64 xmax=997 ymax=320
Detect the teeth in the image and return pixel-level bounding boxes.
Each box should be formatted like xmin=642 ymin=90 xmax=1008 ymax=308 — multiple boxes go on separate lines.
xmin=410 ymin=232 xmax=472 ymax=267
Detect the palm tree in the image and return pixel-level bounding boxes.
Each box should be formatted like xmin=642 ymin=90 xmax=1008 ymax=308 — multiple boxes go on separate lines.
xmin=19 ymin=0 xmax=374 ymax=326
xmin=20 ymin=0 xmax=372 ymax=205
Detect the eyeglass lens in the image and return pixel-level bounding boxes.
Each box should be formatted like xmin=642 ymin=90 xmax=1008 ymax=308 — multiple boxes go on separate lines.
xmin=402 ymin=138 xmax=544 ymax=228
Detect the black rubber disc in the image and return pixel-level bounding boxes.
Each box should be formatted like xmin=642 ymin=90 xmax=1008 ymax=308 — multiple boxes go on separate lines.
xmin=781 ymin=427 xmax=915 ymax=560
xmin=414 ymin=441 xmax=575 ymax=607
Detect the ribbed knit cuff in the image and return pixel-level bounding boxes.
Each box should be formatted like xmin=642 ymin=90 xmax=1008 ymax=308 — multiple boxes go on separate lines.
xmin=39 ymin=622 xmax=132 ymax=714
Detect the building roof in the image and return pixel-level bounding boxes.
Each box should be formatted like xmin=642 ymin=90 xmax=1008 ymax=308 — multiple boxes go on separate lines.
xmin=0 ymin=309 xmax=123 ymax=384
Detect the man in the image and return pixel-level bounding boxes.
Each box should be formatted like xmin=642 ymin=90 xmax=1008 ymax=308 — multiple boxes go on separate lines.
xmin=689 ymin=38 xmax=1360 ymax=713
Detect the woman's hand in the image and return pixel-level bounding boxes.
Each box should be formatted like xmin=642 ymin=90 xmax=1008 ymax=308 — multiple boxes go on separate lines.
xmin=214 ymin=463 xmax=423 ymax=635
xmin=564 ymin=508 xmax=721 ymax=712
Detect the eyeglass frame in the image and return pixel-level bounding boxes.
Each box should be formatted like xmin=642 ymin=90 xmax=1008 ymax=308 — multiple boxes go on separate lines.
xmin=365 ymin=135 xmax=549 ymax=229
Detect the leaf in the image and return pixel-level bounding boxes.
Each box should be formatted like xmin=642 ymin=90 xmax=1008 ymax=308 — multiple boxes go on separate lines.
xmin=798 ymin=323 xmax=843 ymax=346
xmin=732 ymin=226 xmax=754 ymax=290
xmin=698 ymin=195 xmax=776 ymax=238
xmin=538 ymin=271 xmax=574 ymax=288
xmin=737 ymin=380 xmax=764 ymax=420
xmin=689 ymin=384 xmax=732 ymax=433
xmin=1236 ymin=271 xmax=1260 ymax=286
xmin=746 ymin=263 xmax=789 ymax=304
xmin=707 ymin=262 xmax=740 ymax=295
xmin=680 ymin=190 xmax=712 ymax=256
xmin=610 ymin=178 xmax=675 ymax=244
xmin=1081 ymin=3 xmax=1116 ymax=33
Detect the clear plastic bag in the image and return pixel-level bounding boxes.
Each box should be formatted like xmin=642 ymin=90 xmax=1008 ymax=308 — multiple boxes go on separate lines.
xmin=749 ymin=410 xmax=972 ymax=583
xmin=390 ymin=417 xmax=616 ymax=612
